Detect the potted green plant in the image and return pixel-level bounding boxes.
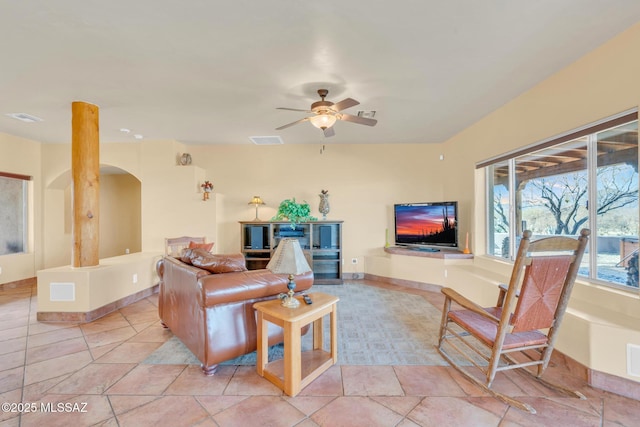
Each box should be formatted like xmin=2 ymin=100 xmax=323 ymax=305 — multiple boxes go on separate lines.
xmin=272 ymin=198 xmax=317 ymax=227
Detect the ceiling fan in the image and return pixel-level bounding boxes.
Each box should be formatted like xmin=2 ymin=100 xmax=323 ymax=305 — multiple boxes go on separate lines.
xmin=276 ymin=89 xmax=377 ymax=137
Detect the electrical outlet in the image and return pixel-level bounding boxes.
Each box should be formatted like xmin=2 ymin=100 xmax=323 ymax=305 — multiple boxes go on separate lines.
xmin=132 ymin=274 xmax=138 ymax=284
xmin=351 ymin=258 xmax=358 ymax=264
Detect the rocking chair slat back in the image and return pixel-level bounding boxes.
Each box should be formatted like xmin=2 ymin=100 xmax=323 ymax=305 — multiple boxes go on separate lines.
xmin=511 ymin=255 xmax=573 ymax=333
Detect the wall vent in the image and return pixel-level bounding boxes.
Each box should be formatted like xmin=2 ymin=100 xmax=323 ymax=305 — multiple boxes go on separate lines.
xmin=50 ymin=282 xmax=75 ymax=302
xmin=249 ymin=136 xmax=284 ymax=145
xmin=627 ymin=343 xmax=640 ymax=377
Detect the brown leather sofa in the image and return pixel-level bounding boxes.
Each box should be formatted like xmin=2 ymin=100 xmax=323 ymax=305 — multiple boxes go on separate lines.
xmin=156 ymin=250 xmax=313 ymax=375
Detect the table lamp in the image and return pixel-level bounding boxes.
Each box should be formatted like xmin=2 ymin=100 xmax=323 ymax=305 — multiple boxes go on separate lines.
xmin=248 ymin=196 xmax=265 ymax=221
xmin=266 ymin=238 xmax=311 ymax=308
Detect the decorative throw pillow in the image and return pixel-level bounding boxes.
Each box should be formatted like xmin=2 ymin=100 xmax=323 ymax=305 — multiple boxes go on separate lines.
xmin=188 ymin=241 xmax=214 ymax=252
xmin=189 ymin=250 xmax=248 ymax=274
xmin=175 ymin=248 xmax=194 ymax=264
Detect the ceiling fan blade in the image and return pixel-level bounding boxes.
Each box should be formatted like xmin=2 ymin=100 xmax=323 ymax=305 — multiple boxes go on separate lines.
xmin=276 ymin=117 xmax=309 ymax=130
xmin=277 ymin=107 xmax=313 ymax=113
xmin=339 ymin=113 xmax=377 ymax=126
xmin=323 ymin=126 xmax=335 ymax=138
xmin=331 ymin=98 xmax=359 ymax=112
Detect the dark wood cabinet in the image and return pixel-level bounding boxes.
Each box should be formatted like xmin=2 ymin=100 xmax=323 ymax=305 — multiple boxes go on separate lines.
xmin=240 ymin=221 xmax=343 ymax=284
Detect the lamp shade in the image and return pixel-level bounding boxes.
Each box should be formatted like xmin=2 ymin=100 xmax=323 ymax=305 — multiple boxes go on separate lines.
xmin=248 ymin=196 xmax=265 ymax=206
xmin=266 ymin=238 xmax=311 ymax=275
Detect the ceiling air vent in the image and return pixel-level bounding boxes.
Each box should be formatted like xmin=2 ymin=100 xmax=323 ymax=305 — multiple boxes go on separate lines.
xmin=357 ymin=111 xmax=376 ymax=119
xmin=5 ymin=113 xmax=43 ymax=123
xmin=249 ymin=136 xmax=284 ymax=145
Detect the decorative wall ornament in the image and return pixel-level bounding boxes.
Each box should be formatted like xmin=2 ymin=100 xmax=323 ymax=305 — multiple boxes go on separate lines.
xmin=179 ymin=153 xmax=192 ymax=165
xmin=201 ymin=181 xmax=213 ymax=201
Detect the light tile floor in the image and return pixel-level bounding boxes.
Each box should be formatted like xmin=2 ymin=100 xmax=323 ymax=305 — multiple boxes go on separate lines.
xmin=1 ymin=279 xmax=639 ymax=426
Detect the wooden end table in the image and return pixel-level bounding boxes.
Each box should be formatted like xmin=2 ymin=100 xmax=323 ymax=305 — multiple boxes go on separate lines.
xmin=254 ymin=292 xmax=339 ymax=396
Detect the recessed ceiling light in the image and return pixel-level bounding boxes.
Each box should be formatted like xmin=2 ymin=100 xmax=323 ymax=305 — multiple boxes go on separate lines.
xmin=133 ymin=134 xmax=143 ymax=140
xmin=5 ymin=113 xmax=43 ymax=123
xmin=119 ymin=128 xmax=131 ymax=133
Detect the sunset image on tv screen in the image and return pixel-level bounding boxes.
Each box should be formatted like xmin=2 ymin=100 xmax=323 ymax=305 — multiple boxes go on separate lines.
xmin=395 ymin=204 xmax=457 ymax=245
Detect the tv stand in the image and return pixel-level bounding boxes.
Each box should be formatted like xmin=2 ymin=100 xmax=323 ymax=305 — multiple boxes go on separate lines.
xmin=240 ymin=221 xmax=343 ymax=284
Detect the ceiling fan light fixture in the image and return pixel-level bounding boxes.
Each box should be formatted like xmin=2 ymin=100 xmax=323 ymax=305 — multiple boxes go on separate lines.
xmin=309 ymin=114 xmax=337 ymax=130
xmin=276 ymin=89 xmax=374 ymax=137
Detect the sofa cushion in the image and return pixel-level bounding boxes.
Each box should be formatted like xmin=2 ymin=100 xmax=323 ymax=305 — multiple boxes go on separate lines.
xmin=177 ymin=247 xmax=212 ymax=264
xmin=177 ymin=248 xmax=196 ymax=264
xmin=189 ymin=249 xmax=248 ymax=274
xmin=189 ymin=240 xmax=214 ymax=252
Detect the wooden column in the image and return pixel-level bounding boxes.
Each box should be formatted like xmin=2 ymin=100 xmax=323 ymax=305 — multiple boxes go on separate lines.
xmin=71 ymin=101 xmax=100 ymax=267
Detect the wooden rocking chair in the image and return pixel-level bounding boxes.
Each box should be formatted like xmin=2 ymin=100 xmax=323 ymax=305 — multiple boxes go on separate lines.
xmin=437 ymin=229 xmax=590 ymax=414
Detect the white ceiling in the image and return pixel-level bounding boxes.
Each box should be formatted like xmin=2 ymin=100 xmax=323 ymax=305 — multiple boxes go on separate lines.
xmin=2 ymin=1 xmax=640 ymax=146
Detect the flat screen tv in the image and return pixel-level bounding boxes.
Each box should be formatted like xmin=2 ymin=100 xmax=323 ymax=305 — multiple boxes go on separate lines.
xmin=394 ymin=201 xmax=458 ymax=250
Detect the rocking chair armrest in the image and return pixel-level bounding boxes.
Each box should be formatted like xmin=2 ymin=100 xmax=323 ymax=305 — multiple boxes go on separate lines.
xmin=497 ymin=283 xmax=520 ymax=307
xmin=497 ymin=284 xmax=508 ymax=307
xmin=441 ymin=287 xmax=501 ymax=323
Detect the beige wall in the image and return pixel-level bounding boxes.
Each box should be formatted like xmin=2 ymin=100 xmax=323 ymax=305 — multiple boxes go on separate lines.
xmin=99 ymin=174 xmax=141 ymax=258
xmin=186 ymin=143 xmax=449 ymax=265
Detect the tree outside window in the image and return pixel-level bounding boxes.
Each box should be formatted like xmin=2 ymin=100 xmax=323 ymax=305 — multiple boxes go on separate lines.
xmin=486 ymin=118 xmax=638 ymax=289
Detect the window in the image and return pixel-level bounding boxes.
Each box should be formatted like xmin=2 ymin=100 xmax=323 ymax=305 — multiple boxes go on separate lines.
xmin=487 ymin=160 xmax=510 ymax=259
xmin=483 ymin=113 xmax=639 ymax=290
xmin=0 ymin=172 xmax=30 ymax=256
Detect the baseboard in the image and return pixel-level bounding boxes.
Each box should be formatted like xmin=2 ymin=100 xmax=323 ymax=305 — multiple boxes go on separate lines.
xmin=364 ymin=273 xmax=442 ymax=293
xmin=0 ymin=277 xmax=36 ymax=290
xmin=589 ymin=368 xmax=640 ymax=400
xmin=552 ymin=351 xmax=640 ymax=400
xmin=37 ymin=284 xmax=159 ymax=323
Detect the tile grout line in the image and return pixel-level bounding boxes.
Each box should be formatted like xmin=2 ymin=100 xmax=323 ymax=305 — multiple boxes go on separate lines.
xmin=16 ymin=281 xmax=38 ymax=425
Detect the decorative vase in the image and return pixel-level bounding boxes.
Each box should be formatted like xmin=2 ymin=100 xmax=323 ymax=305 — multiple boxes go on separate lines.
xmin=203 ymin=189 xmax=211 ymax=201
xmin=318 ymin=193 xmax=330 ymax=220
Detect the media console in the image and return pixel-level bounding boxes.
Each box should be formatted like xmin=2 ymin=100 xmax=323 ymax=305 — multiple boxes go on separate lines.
xmin=240 ymin=221 xmax=343 ymax=284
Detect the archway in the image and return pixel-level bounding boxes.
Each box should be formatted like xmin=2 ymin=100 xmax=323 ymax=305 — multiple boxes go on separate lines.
xmin=44 ymin=164 xmax=141 ymax=268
